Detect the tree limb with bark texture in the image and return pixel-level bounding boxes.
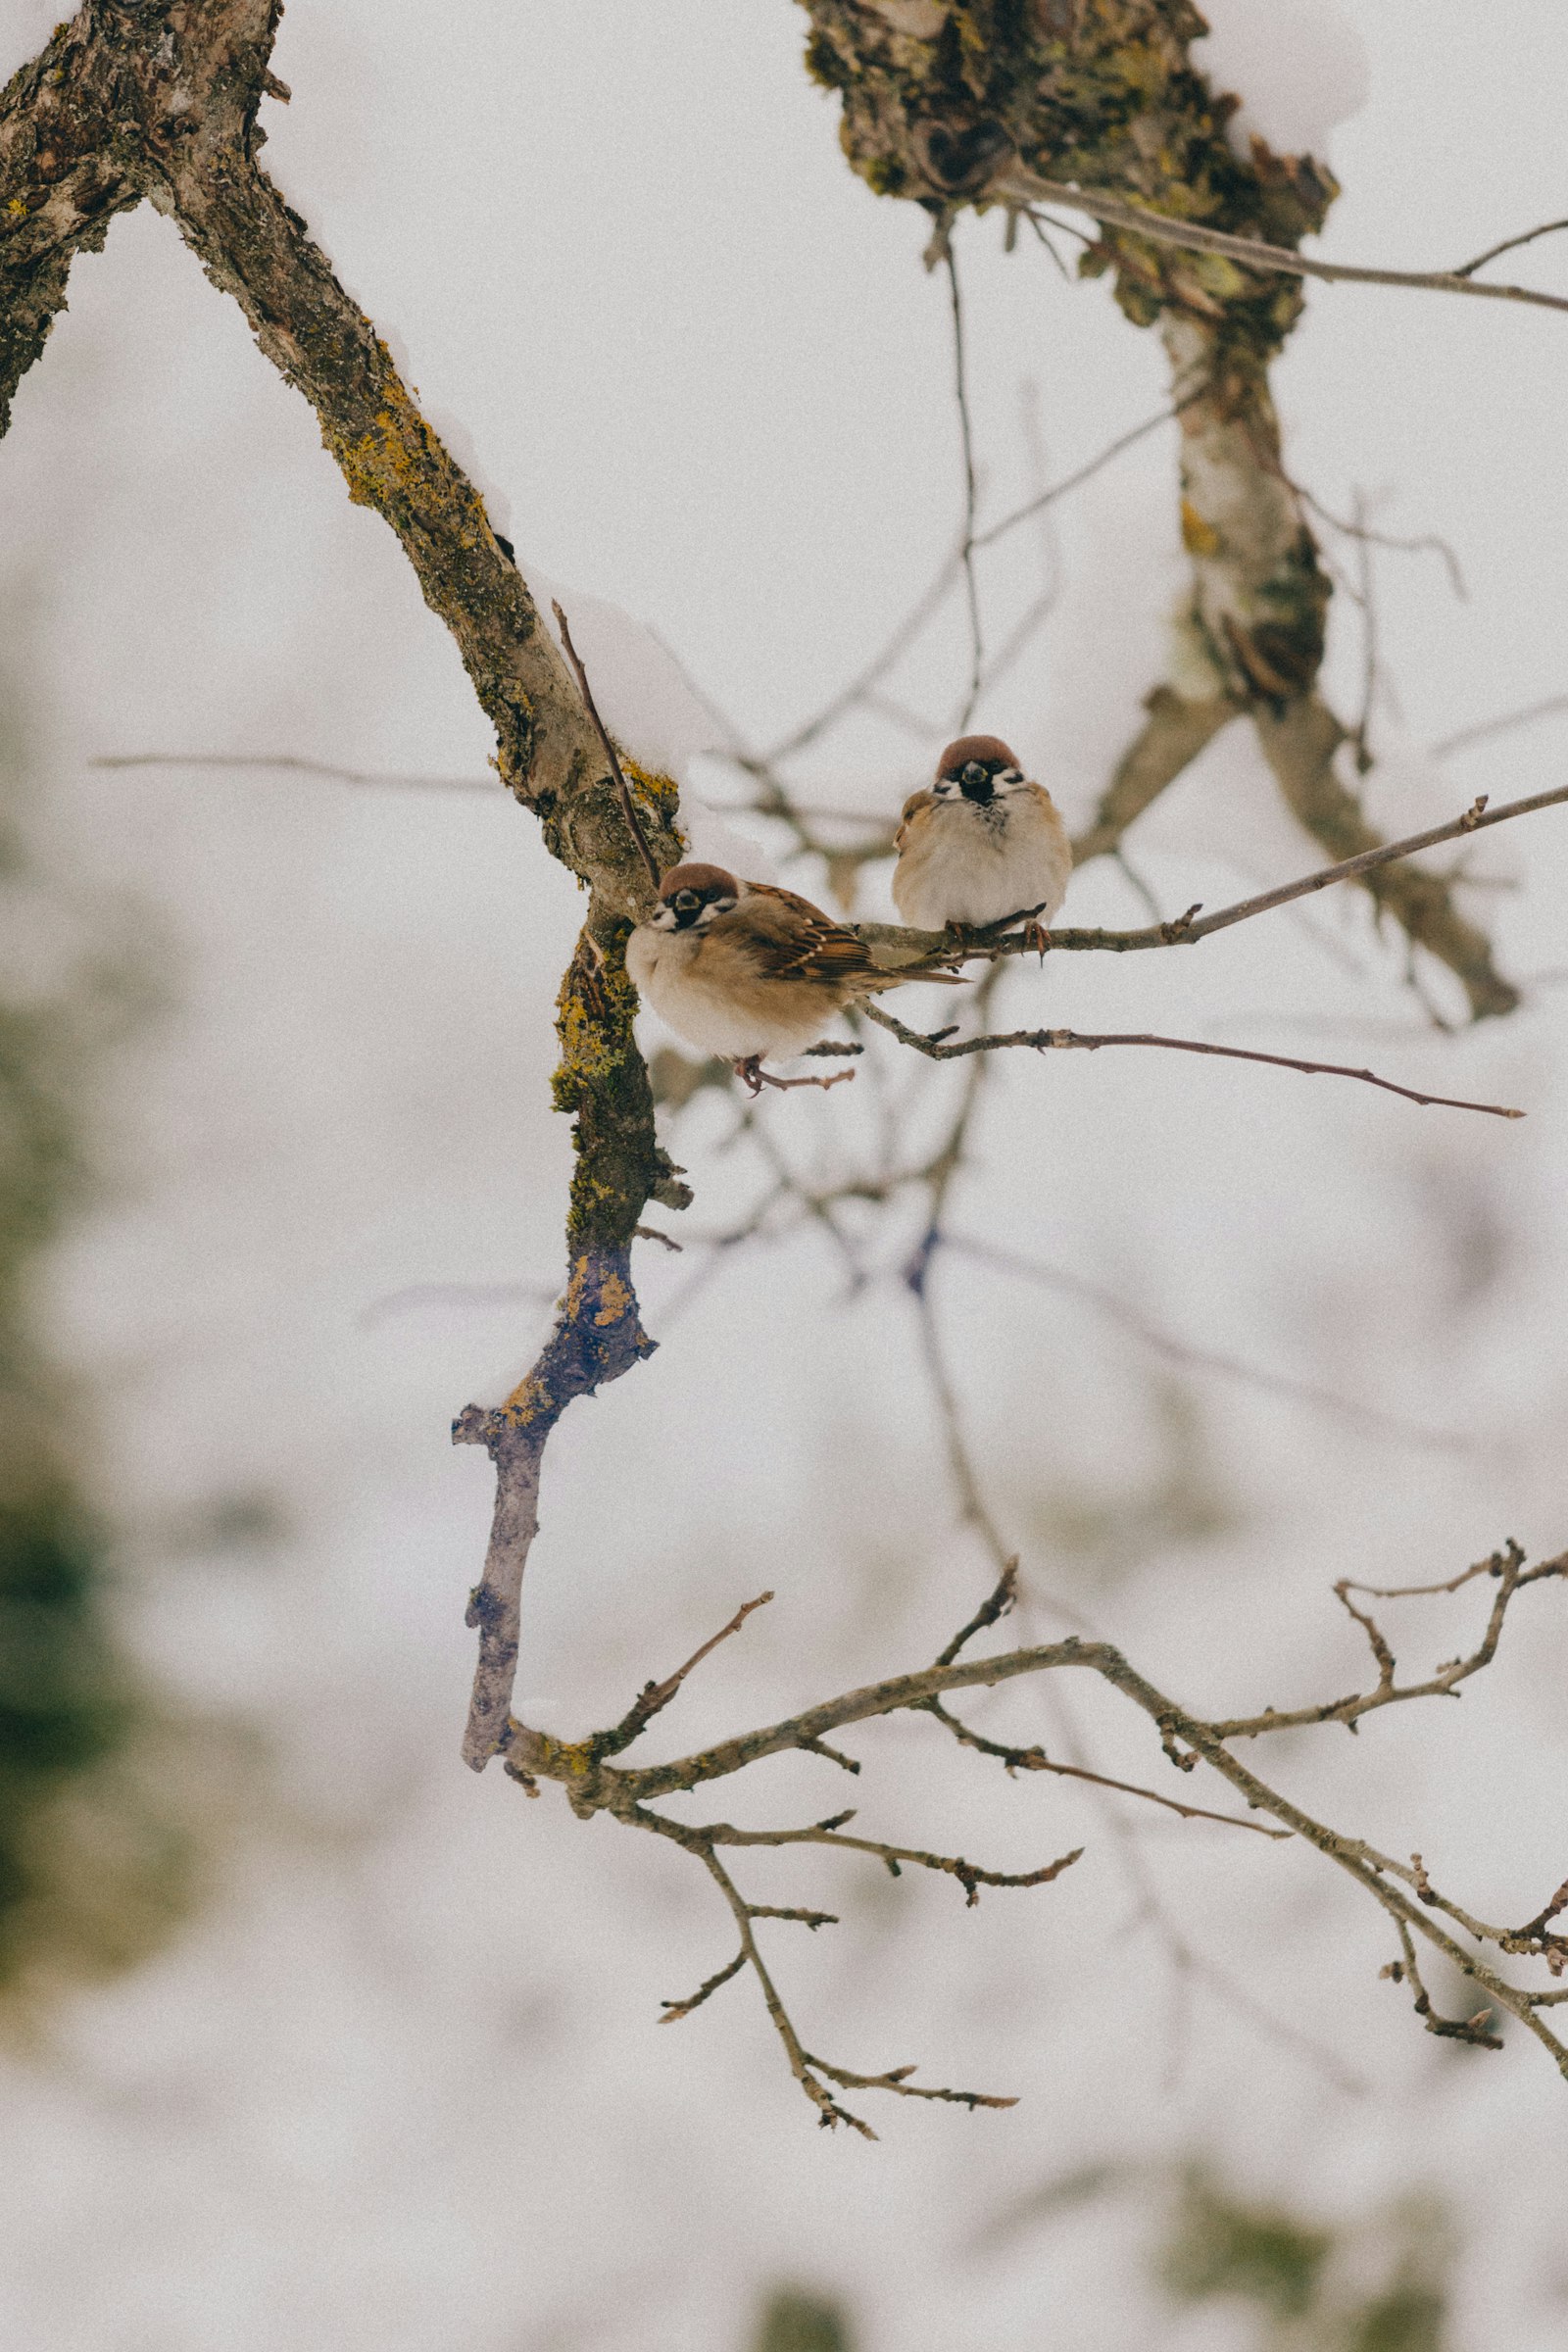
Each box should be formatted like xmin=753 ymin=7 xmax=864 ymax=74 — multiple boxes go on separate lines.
xmin=6 ymin=4 xmax=1566 ymax=2126
xmin=795 ymin=0 xmax=1526 ymax=1018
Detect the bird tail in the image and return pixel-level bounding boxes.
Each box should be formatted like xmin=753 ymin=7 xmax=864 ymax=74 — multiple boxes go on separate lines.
xmin=859 ymin=964 xmax=966 ymax=993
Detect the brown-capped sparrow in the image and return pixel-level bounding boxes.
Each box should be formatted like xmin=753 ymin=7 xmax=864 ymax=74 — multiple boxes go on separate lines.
xmin=626 ymin=862 xmax=958 ymax=1094
xmin=893 ymin=734 xmax=1071 ymax=952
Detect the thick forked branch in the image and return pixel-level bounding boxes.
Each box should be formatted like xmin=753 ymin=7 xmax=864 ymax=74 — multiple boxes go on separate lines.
xmin=0 ymin=15 xmax=137 ymax=432
xmin=0 ymin=2 xmax=692 ymax=1766
xmin=795 ymin=0 xmax=1522 ymax=1017
xmin=10 ymin=6 xmax=1567 ymax=2127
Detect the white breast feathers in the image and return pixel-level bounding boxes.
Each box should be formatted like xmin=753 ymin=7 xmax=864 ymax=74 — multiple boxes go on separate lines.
xmin=893 ymin=787 xmax=1071 ymax=931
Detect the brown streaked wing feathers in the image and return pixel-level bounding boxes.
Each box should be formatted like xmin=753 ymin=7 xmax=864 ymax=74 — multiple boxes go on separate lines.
xmin=735 ymin=883 xmax=889 ymax=991
xmin=895 ymin=789 xmax=935 ymax=855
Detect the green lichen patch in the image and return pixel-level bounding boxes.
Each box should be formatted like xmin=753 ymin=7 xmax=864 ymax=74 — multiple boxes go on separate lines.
xmin=796 ymin=0 xmax=1336 ymax=360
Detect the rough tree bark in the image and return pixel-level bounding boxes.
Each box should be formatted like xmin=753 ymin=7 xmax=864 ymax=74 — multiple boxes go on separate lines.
xmin=6 ymin=4 xmax=1564 ymax=2123
xmin=795 ymin=0 xmax=1518 ymax=1016
xmin=2 ymin=0 xmax=690 ymax=1774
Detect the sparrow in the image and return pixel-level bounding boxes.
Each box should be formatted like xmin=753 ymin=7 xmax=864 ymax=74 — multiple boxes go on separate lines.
xmin=626 ymin=862 xmax=958 ymax=1093
xmin=892 ymin=734 xmax=1071 ymax=953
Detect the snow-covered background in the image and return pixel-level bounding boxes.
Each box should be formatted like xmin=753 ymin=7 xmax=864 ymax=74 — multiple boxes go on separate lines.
xmin=4 ymin=2 xmax=1568 ymax=2345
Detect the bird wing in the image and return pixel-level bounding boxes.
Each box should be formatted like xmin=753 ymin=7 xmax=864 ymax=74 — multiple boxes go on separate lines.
xmin=732 ymin=883 xmax=964 ymax=993
xmin=733 ymin=883 xmax=888 ymax=990
xmin=894 ymin=789 xmax=936 ymax=857
xmin=1022 ymin=779 xmax=1069 ymax=834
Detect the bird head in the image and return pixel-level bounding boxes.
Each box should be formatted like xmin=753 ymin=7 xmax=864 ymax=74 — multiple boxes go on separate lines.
xmin=650 ymin=862 xmax=741 ymax=931
xmin=933 ymin=733 xmax=1025 ymax=807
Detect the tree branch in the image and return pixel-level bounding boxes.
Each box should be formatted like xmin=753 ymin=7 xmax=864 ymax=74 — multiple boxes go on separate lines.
xmin=855 ymin=780 xmax=1568 ymax=986
xmin=998 ymin=176 xmax=1568 ymax=320
xmin=860 ymin=1004 xmax=1524 ymax=1121
xmin=495 ymin=1540 xmax=1568 ymax=2103
xmin=592 ymin=1591 xmax=774 ymax=1763
xmin=3 ymin=10 xmax=702 ymax=1772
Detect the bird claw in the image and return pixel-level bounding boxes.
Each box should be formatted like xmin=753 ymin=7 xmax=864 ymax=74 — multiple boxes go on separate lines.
xmin=1020 ymin=918 xmax=1049 ymax=962
xmin=733 ymin=1056 xmax=856 ymax=1096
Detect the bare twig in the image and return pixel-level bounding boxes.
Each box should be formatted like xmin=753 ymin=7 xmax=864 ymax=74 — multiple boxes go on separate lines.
xmin=944 ymin=241 xmax=985 ymax=727
xmin=972 ymin=393 xmax=1200 ymax=553
xmin=1211 ymin=1543 xmax=1568 ymax=1738
xmin=920 ymin=1695 xmax=1291 ymax=1838
xmin=500 ymin=1542 xmax=1568 ymax=2095
xmin=862 ymin=1004 xmax=1525 ymax=1120
xmin=637 ymin=1808 xmax=1030 ymax=2132
xmin=935 ymin=1557 xmax=1020 ymax=1667
xmin=658 ymin=1945 xmax=747 ymax=2024
xmin=553 ymin=603 xmax=664 ymax=895
xmin=1386 ymin=1920 xmax=1503 ymax=2049
xmin=1289 ymin=485 xmax=1466 ymax=602
xmin=859 ymin=781 xmax=1568 ymax=973
xmin=91 ymin=752 xmax=493 ymax=791
xmin=949 ymin=1235 xmax=1473 ymax=1454
xmin=1432 ymin=695 xmax=1568 ymax=761
xmin=592 ymin=1591 xmax=774 ymax=1761
xmin=997 ymin=177 xmax=1568 ymax=319
xmin=1453 ymin=216 xmax=1568 ymax=278
xmin=762 ymin=542 xmax=965 ymax=764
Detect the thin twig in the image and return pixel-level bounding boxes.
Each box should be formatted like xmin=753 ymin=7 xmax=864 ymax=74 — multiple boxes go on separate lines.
xmin=805 ymin=2054 xmax=1018 ymax=2112
xmin=1432 ymin=695 xmax=1568 ymax=760
xmin=1292 ymin=482 xmax=1466 ymax=602
xmin=553 ymin=603 xmax=664 ymax=893
xmin=944 ymin=240 xmax=985 ymax=727
xmin=1454 ymin=216 xmax=1568 ymax=277
xmin=1148 ymin=782 xmax=1567 ymax=946
xmin=863 ymin=1004 xmax=1525 ymax=1120
xmin=972 ymin=392 xmax=1200 ymax=552
xmin=855 ymin=782 xmax=1568 ymax=972
xmin=935 ymin=1557 xmax=1020 ymax=1666
xmin=1211 ymin=1544 xmax=1568 ymax=1739
xmin=997 ymin=176 xmax=1568 ymax=318
xmin=921 ymin=1695 xmax=1290 ymax=1838
xmin=762 ymin=541 xmax=965 ymax=763
xmin=91 ymin=752 xmax=492 ymax=791
xmin=1351 ymin=487 xmax=1379 ymax=770
xmin=593 ymin=1590 xmax=774 ymax=1760
xmin=658 ymin=1945 xmax=747 ymax=2023
xmin=949 ymin=1234 xmax=1473 ymax=1454
xmin=1387 ymin=1919 xmax=1503 ymax=2049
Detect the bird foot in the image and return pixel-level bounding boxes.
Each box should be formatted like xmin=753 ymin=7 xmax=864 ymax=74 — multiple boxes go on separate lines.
xmin=733 ymin=1056 xmax=856 ymax=1096
xmin=1019 ymin=918 xmax=1049 ymax=962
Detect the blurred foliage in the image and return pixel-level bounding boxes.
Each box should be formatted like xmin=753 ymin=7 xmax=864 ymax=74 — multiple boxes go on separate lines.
xmin=1158 ymin=2168 xmax=1451 ymax=2352
xmin=1160 ymin=2169 xmax=1334 ymax=2324
xmin=750 ymin=2286 xmax=854 ymax=2352
xmin=1019 ymin=1374 xmax=1240 ymax=1588
xmin=0 ymin=652 xmax=196 ymax=2004
xmin=977 ymin=2158 xmax=1451 ymax=2350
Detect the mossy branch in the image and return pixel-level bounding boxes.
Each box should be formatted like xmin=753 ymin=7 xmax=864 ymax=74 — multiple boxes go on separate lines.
xmin=793 ymin=0 xmax=1520 ymax=1016
xmin=1 ymin=1 xmax=695 ymax=1765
